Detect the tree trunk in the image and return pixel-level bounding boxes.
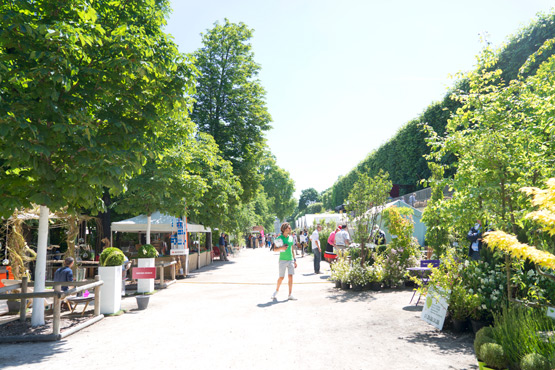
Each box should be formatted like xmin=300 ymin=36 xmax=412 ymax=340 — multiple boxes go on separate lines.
xmin=31 ymin=205 xmax=49 ymax=327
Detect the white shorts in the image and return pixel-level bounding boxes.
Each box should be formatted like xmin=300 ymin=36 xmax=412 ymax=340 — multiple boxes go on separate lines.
xmin=279 ymin=260 xmax=295 ymax=277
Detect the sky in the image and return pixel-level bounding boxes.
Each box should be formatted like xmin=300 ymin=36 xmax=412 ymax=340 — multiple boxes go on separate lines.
xmin=165 ymin=0 xmax=554 ymax=199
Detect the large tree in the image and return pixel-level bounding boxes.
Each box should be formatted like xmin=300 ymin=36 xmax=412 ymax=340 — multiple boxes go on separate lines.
xmin=259 ymin=151 xmax=296 ymax=221
xmin=191 ymin=19 xmax=272 ymax=203
xmin=0 ymin=0 xmax=194 ymax=325
xmin=298 ymin=188 xmax=320 ymax=213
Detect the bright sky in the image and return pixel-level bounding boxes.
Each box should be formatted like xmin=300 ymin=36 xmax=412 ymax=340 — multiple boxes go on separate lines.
xmin=165 ymin=0 xmax=554 ymax=199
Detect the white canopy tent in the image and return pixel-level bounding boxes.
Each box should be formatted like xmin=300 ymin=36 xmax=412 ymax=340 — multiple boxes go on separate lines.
xmin=111 ymin=211 xmax=210 ymax=234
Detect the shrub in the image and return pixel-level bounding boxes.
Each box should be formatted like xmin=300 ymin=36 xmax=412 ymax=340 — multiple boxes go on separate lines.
xmin=520 ymin=353 xmax=550 ymax=370
xmin=99 ymin=247 xmax=125 ymax=267
xmin=481 ymin=342 xmax=509 ymax=370
xmin=475 ymin=326 xmax=495 ymax=342
xmin=137 ymin=244 xmax=158 ymax=258
xmin=474 ymin=335 xmax=496 ymax=361
xmin=348 ymin=259 xmax=366 ymax=286
xmin=480 ymin=343 xmax=509 ymax=370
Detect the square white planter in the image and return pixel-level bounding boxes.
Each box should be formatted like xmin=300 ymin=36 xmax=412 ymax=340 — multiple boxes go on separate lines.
xmin=98 ymin=265 xmax=122 ymax=314
xmin=137 ymin=258 xmax=155 ymax=293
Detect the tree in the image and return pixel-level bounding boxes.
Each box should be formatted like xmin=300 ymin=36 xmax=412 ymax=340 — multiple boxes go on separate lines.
xmin=0 ymin=1 xmax=194 ymax=325
xmin=346 ymin=170 xmax=392 ymax=265
xmin=191 ymin=19 xmax=272 ymax=203
xmin=298 ymin=188 xmax=320 ymax=213
xmin=259 ymin=151 xmax=296 ymax=221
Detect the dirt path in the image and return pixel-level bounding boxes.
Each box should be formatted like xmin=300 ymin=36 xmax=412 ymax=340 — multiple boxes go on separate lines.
xmin=0 ymin=248 xmax=477 ymax=369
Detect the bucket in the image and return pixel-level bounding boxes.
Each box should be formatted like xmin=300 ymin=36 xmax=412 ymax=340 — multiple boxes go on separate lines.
xmin=136 ymin=295 xmax=150 ymax=310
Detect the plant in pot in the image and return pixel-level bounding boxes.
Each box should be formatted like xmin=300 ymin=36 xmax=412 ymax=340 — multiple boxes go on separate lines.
xmin=365 ymin=259 xmax=384 ymax=291
xmin=520 ymin=353 xmax=550 ymax=370
xmin=98 ymin=247 xmax=125 ymax=314
xmin=480 ymin=342 xmax=509 ymax=370
xmin=448 ymin=285 xmax=471 ymax=333
xmin=349 ymin=259 xmax=366 ymax=291
xmin=474 ymin=326 xmax=495 ymax=369
xmin=137 ymin=244 xmax=158 ymax=294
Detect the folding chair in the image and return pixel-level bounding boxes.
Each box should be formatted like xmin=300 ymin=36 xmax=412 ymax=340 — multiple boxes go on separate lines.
xmin=410 ymin=259 xmax=440 ymax=306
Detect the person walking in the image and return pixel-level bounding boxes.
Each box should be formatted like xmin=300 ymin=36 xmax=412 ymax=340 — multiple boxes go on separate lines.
xmin=325 ymin=226 xmax=341 ymax=262
xmin=311 ymin=225 xmax=322 ymax=274
xmin=467 ymin=219 xmax=483 ymax=260
xmin=271 ymin=222 xmax=297 ymax=301
xmin=218 ymin=232 xmax=229 ymax=261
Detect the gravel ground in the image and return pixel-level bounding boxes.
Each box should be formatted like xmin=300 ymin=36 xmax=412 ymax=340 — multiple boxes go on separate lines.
xmin=0 ymin=248 xmax=478 ymax=370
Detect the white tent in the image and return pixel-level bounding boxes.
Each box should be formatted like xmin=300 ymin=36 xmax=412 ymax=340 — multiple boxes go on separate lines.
xmin=111 ymin=211 xmax=210 ymax=234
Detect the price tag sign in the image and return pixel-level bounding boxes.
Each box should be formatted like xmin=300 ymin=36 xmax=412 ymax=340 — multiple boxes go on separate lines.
xmin=421 ymin=286 xmax=450 ymax=330
xmin=132 ymin=267 xmax=156 ymax=280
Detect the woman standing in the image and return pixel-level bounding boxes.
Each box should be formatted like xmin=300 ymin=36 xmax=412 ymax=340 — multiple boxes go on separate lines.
xmin=271 ymin=222 xmax=297 ymax=301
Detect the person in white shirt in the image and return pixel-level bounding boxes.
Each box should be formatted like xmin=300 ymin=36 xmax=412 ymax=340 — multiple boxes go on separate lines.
xmin=299 ymin=231 xmax=307 ymax=257
xmin=311 ymin=225 xmax=323 ymax=274
xmin=334 ymin=224 xmax=351 ymax=254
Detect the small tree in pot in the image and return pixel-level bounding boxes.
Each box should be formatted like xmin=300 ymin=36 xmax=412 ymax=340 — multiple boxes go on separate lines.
xmin=98 ymin=247 xmax=126 ymax=314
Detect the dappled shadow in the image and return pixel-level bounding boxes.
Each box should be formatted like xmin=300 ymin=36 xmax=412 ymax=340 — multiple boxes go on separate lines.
xmin=0 ymin=339 xmax=69 ymax=367
xmin=401 ymin=330 xmax=476 ymax=358
xmin=256 ymin=299 xmax=288 ymax=308
xmin=324 ymin=287 xmax=379 ymax=303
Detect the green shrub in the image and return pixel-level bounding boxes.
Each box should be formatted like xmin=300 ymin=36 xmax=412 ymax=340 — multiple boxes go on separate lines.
xmin=481 ymin=342 xmax=509 ymax=370
xmin=475 ymin=326 xmax=495 ymax=343
xmin=520 ymin=353 xmax=550 ymax=370
xmin=137 ymin=244 xmax=158 ymax=258
xmin=99 ymin=247 xmax=125 ymax=267
xmin=493 ymin=305 xmax=555 ymax=366
xmin=474 ymin=335 xmax=496 ymax=361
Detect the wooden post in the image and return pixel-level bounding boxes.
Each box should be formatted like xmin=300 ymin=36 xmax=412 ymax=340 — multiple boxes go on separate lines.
xmin=159 ymin=265 xmax=164 ymax=288
xmin=94 ymin=275 xmax=101 ymax=316
xmin=53 ymin=285 xmax=61 ymax=336
xmin=20 ymin=277 xmax=28 ymax=322
xmin=171 ymin=261 xmax=176 ymax=281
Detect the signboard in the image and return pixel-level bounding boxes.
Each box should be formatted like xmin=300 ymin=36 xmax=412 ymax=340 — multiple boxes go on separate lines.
xmin=132 ymin=267 xmax=156 ymax=280
xmin=170 ymin=248 xmax=189 ymax=256
xmin=420 ymin=286 xmax=450 ymax=330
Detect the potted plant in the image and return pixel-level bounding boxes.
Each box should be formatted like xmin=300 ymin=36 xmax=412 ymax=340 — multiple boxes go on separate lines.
xmin=330 ymin=262 xmax=341 ymax=288
xmin=520 ymin=353 xmax=550 ymax=370
xmin=365 ymin=261 xmax=384 ymax=291
xmin=98 ymin=247 xmax=125 ymax=314
xmin=480 ymin=342 xmax=509 ymax=370
xmin=449 ymin=285 xmax=471 ymax=333
xmin=137 ymin=244 xmax=158 ymax=294
xmin=349 ymin=260 xmax=366 ymax=291
xmin=474 ymin=327 xmax=495 ymax=369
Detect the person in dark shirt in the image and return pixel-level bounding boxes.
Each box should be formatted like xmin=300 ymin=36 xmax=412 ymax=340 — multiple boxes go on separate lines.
xmin=54 ymin=257 xmax=74 ymax=292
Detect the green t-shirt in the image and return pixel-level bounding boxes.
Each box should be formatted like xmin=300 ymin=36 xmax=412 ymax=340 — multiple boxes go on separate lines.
xmin=277 ymin=234 xmax=294 ymax=261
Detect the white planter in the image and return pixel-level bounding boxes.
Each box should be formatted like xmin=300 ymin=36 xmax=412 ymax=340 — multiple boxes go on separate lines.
xmin=137 ymin=258 xmax=155 ymax=293
xmin=98 ymin=265 xmax=122 ymax=314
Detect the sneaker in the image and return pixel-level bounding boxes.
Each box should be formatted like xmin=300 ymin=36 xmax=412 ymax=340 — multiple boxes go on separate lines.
xmin=271 ymin=291 xmax=278 ymax=300
xmin=288 ymin=295 xmax=297 ymax=301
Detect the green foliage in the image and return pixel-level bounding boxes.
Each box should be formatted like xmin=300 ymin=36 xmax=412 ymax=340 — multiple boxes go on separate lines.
xmin=331 ymin=257 xmax=350 ymax=283
xmin=520 ymin=353 xmax=550 ymax=370
xmin=305 ymin=202 xmax=324 ymax=214
xmin=298 ymin=188 xmax=320 ymax=213
xmin=99 ymin=247 xmax=125 ymax=267
xmin=421 ymin=160 xmax=450 ymax=257
xmin=137 ymin=244 xmax=158 ymax=259
xmin=259 ymin=151 xmax=296 ymax=221
xmin=462 ymin=260 xmax=507 ymax=321
xmin=191 ymin=19 xmax=272 ymax=203
xmin=474 ymin=334 xmax=496 ymax=361
xmin=448 ymin=285 xmax=473 ymax=321
xmin=481 ymin=343 xmax=509 ymax=370
xmin=0 ymin=0 xmax=195 ymax=217
xmin=347 ymin=170 xmax=392 ymax=265
xmin=492 ymin=305 xmax=555 ymax=367
xmin=348 ymin=258 xmax=366 ymax=286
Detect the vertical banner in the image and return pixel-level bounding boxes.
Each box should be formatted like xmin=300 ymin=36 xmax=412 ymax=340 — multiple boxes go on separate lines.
xmin=171 ymin=217 xmax=188 ymax=256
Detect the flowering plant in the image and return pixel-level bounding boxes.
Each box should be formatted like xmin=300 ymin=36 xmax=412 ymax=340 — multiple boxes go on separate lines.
xmin=331 ymin=257 xmax=351 ymax=283
xmin=348 ymin=259 xmax=366 ymax=286
xmin=366 ymin=256 xmax=385 ymax=283
xmin=462 ymin=260 xmax=507 ymax=321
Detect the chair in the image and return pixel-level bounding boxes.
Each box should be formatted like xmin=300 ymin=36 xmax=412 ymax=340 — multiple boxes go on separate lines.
xmin=410 ymin=259 xmax=440 ymax=306
xmin=212 ymin=246 xmax=222 ymax=260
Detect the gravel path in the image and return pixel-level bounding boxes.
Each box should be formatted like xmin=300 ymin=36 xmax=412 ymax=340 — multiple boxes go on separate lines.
xmin=0 ymin=248 xmax=478 ymax=369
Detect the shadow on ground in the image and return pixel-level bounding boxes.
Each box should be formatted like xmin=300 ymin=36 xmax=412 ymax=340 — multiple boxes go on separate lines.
xmin=324 ymin=288 xmax=379 ymax=303
xmin=0 ymin=340 xmax=69 ymax=367
xmin=401 ymin=330 xmax=475 ymax=358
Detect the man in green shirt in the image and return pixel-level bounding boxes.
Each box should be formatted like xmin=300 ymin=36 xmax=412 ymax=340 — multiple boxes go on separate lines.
xmin=271 ymin=222 xmax=298 ymax=300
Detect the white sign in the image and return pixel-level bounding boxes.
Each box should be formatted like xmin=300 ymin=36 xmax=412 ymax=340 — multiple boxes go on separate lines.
xmin=547 ymin=306 xmax=555 ymax=319
xmin=171 ymin=248 xmax=189 ymax=256
xmin=421 ymin=286 xmax=450 ymax=330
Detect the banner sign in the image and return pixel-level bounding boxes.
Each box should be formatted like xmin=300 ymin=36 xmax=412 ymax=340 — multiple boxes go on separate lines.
xmin=132 ymin=267 xmax=156 ymax=280
xmin=170 ymin=249 xmax=189 ymax=256
xmin=420 ymin=286 xmax=450 ymax=330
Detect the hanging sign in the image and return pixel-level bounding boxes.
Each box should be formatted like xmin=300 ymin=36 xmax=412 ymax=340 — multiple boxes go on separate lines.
xmin=170 ymin=217 xmax=189 ymax=256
